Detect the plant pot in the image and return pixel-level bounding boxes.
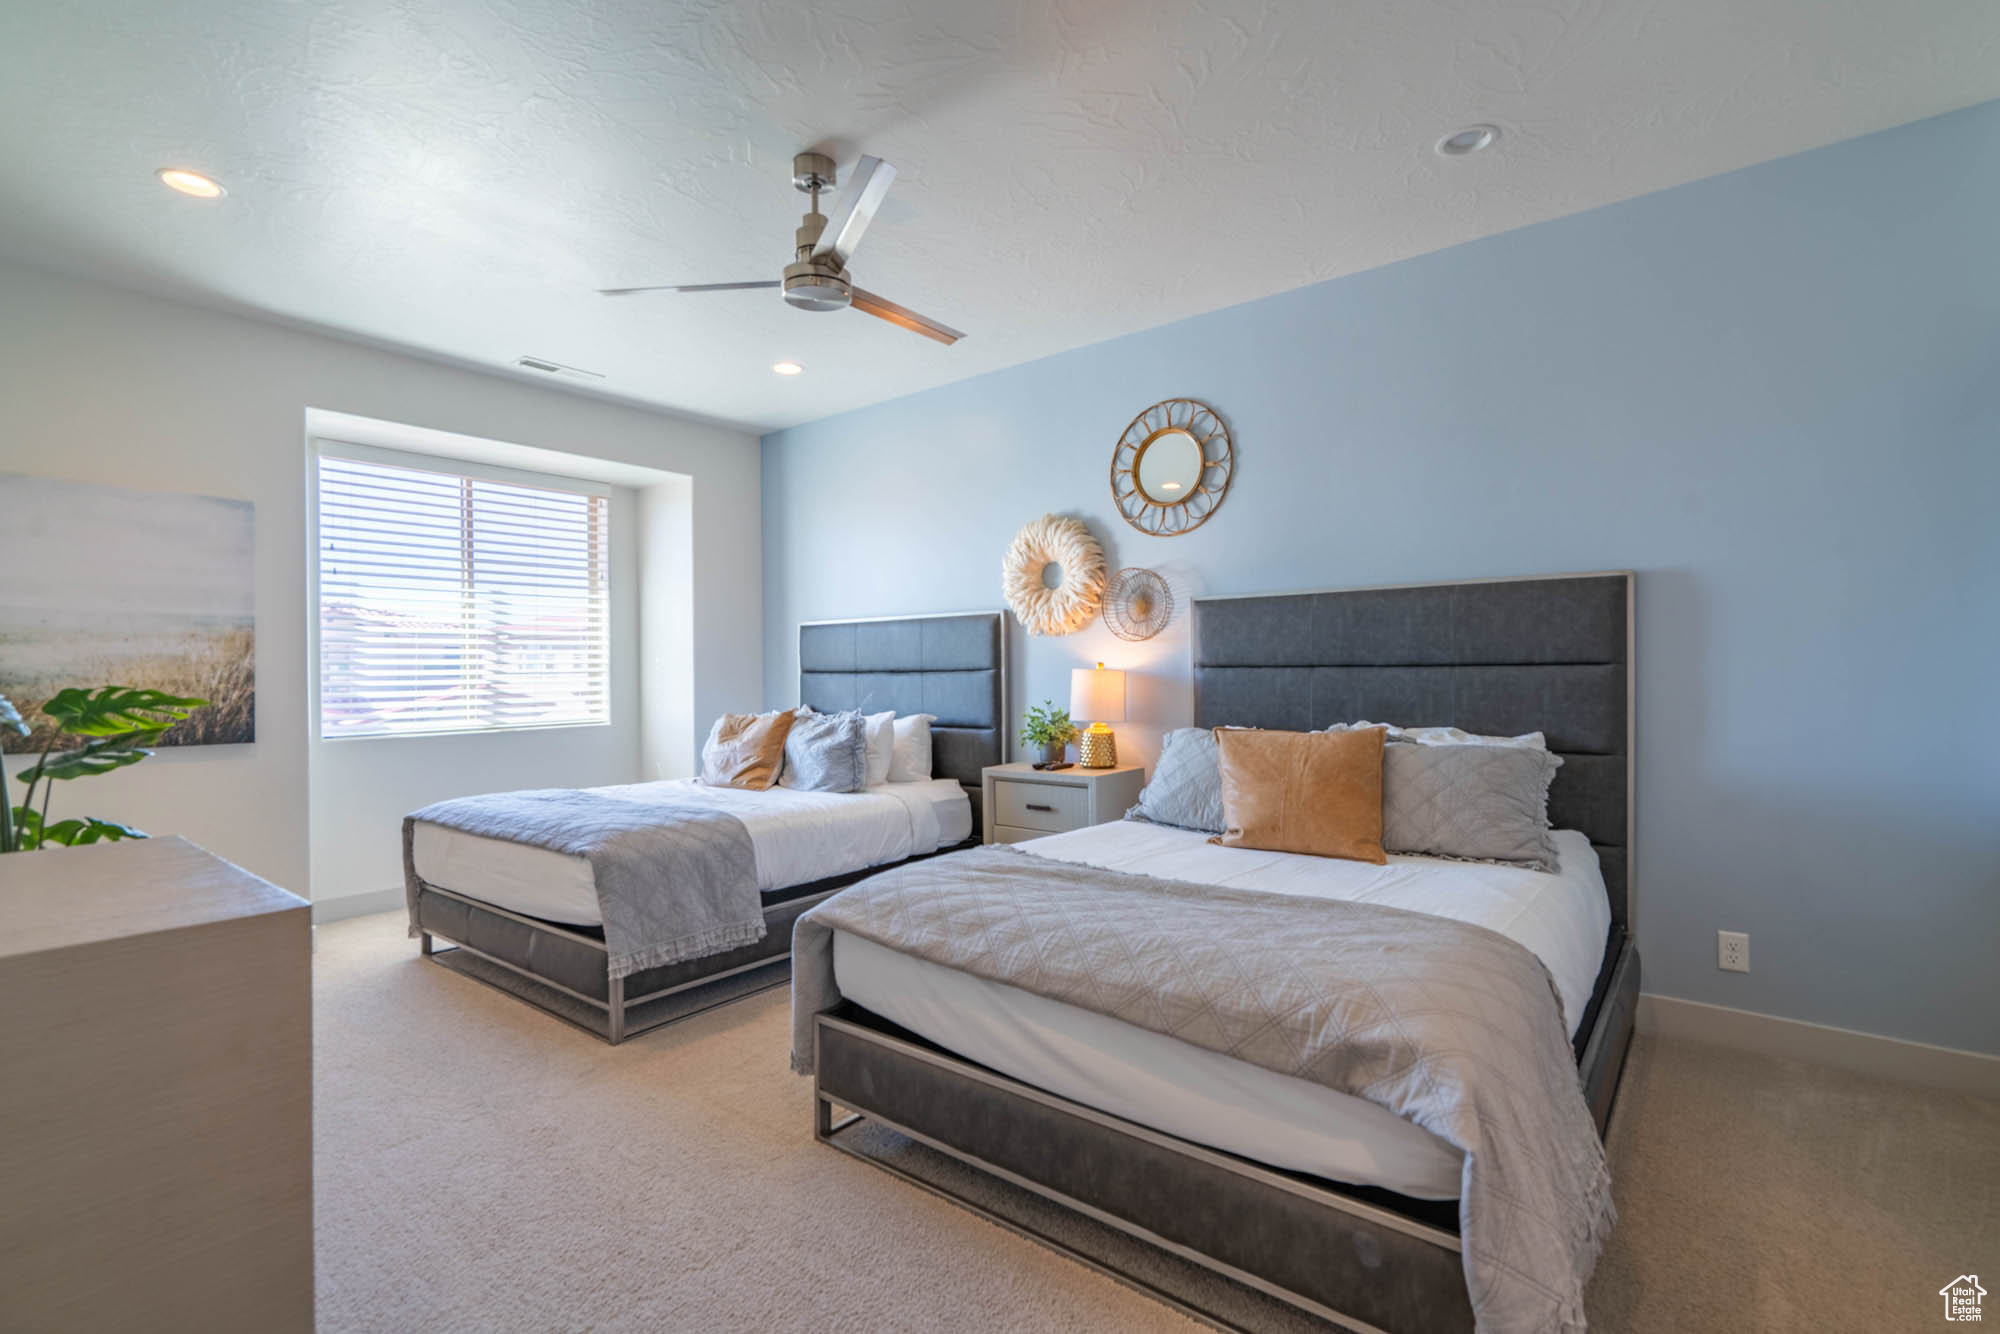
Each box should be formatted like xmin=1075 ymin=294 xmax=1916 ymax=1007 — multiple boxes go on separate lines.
xmin=1038 ymin=739 xmax=1066 ymax=766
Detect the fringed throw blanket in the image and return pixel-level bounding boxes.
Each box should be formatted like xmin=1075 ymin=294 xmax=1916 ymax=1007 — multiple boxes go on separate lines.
xmin=791 ymin=845 xmax=1613 ymax=1334
xmin=406 ymin=788 xmax=761 ymax=979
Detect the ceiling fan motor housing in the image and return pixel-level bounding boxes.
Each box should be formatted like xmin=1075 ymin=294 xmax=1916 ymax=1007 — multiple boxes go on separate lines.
xmin=785 ymin=204 xmax=850 ymax=309
xmin=783 ymin=261 xmax=851 ymax=310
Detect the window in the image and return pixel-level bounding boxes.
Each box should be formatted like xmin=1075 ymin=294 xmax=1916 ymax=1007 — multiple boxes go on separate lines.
xmin=316 ymin=453 xmax=610 ymax=739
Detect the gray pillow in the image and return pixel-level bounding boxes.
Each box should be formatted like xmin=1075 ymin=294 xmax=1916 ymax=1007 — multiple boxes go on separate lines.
xmin=1125 ymin=727 xmax=1225 ymax=834
xmin=1381 ymin=742 xmax=1563 ymax=871
xmin=779 ymin=709 xmax=867 ymax=793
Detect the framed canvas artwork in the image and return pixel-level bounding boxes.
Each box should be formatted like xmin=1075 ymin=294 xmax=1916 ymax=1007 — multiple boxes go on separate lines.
xmin=1 ymin=472 xmax=255 ymax=749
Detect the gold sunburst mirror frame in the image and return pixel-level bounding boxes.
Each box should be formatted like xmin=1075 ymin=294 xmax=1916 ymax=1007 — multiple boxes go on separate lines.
xmin=1110 ymin=398 xmax=1233 ymax=536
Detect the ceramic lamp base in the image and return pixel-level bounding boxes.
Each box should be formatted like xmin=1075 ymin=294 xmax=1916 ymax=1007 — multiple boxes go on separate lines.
xmin=1078 ymin=728 xmax=1117 ymax=768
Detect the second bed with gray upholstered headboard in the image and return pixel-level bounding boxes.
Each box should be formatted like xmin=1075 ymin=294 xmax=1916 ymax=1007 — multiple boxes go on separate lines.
xmin=804 ymin=571 xmax=1641 ymax=1334
xmin=1191 ymin=571 xmax=1633 ymax=938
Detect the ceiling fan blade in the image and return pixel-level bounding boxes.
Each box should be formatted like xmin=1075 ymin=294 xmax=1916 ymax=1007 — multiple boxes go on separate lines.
xmin=597 ymin=281 xmax=780 ymax=296
xmin=849 ymin=287 xmax=965 ymax=345
xmin=813 ymin=156 xmax=897 ymax=267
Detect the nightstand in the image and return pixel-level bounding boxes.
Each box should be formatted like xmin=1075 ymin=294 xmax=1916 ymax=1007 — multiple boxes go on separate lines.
xmin=981 ymin=762 xmax=1147 ymax=845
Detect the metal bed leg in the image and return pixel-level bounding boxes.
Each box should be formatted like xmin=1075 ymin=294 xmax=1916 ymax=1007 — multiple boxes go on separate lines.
xmin=608 ymin=975 xmax=626 ymax=1045
xmin=815 ymin=1093 xmax=861 ymax=1141
xmin=420 ymin=931 xmax=434 ymax=956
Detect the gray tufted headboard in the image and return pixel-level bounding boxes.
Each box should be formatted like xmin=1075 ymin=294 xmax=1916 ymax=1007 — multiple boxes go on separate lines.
xmin=1192 ymin=573 xmax=1633 ymax=936
xmin=798 ymin=611 xmax=1006 ymax=836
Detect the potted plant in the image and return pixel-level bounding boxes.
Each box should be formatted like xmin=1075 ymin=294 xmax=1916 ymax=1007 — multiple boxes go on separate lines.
xmin=1018 ymin=700 xmax=1078 ymax=768
xmin=1 ymin=686 xmax=208 ymax=852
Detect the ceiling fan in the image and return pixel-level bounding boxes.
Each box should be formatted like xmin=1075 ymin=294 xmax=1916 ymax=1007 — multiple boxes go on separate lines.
xmin=599 ymin=151 xmax=965 ymax=346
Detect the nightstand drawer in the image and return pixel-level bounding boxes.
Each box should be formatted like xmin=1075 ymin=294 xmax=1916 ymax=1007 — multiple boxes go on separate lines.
xmin=989 ymin=824 xmax=1048 ymax=845
xmin=992 ymin=779 xmax=1089 ymax=832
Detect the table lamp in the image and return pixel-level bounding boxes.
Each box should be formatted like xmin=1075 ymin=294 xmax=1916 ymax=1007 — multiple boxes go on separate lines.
xmin=1069 ymin=662 xmax=1127 ymax=769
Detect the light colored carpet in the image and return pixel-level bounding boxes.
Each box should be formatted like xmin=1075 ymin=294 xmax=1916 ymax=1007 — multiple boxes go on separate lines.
xmin=315 ymin=912 xmax=1998 ymax=1332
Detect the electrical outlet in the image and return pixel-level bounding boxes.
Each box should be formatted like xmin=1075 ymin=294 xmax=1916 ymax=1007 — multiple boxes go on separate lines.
xmin=1717 ymin=930 xmax=1750 ymax=973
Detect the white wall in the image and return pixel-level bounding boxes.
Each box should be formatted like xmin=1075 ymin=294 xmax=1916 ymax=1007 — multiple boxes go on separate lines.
xmin=638 ymin=476 xmax=698 ymax=782
xmin=0 ymin=259 xmax=762 ymax=901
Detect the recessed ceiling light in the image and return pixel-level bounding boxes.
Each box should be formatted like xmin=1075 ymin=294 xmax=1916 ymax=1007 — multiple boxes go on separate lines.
xmin=772 ymin=361 xmax=803 ymax=376
xmin=1435 ymin=125 xmax=1499 ymax=157
xmin=156 ymin=167 xmax=226 ymax=198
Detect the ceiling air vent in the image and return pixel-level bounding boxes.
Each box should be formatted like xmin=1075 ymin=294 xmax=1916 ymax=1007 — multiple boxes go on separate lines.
xmin=514 ymin=356 xmax=605 ymax=381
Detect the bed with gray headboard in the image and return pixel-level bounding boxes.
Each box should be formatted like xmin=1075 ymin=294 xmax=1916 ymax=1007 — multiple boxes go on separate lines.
xmin=808 ymin=573 xmax=1640 ymax=1334
xmin=798 ymin=610 xmax=1007 ymax=834
xmin=1192 ymin=572 xmax=1633 ymax=940
xmin=407 ymin=609 xmax=1005 ymax=1044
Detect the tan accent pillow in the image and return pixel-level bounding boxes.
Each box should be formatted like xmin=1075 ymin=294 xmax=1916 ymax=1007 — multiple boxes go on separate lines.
xmin=700 ymin=709 xmax=797 ymax=790
xmin=1210 ymin=726 xmax=1387 ymax=864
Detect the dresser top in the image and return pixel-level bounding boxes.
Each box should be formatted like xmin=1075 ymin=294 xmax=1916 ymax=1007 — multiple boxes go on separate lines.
xmin=0 ymin=835 xmax=306 ymax=958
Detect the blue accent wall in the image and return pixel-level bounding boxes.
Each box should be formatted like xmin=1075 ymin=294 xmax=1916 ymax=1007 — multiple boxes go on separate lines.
xmin=762 ymin=102 xmax=2000 ymax=1055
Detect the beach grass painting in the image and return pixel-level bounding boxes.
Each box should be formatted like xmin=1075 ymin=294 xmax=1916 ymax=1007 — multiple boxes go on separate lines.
xmin=1 ymin=472 xmax=255 ymax=750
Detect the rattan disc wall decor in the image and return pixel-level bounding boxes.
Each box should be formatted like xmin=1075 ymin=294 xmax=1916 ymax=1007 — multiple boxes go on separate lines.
xmin=1102 ymin=567 xmax=1174 ymax=642
xmin=1110 ymin=398 xmax=1233 ymax=536
xmin=1002 ymin=514 xmax=1108 ymax=636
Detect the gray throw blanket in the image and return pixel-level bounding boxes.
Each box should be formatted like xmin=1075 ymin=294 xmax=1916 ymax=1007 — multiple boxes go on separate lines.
xmin=792 ymin=845 xmax=1613 ymax=1334
xmin=405 ymin=788 xmax=761 ymax=979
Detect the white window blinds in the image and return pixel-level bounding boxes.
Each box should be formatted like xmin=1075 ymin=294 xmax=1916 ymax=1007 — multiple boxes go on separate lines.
xmin=317 ymin=454 xmax=610 ymax=739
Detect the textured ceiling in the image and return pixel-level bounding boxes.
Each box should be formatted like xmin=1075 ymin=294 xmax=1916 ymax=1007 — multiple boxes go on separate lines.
xmin=2 ymin=1 xmax=1996 ymax=432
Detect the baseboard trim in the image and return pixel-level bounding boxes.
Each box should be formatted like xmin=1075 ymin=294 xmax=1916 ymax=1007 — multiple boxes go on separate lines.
xmin=312 ymin=887 xmax=404 ymax=924
xmin=1638 ymin=993 xmax=1999 ymax=1099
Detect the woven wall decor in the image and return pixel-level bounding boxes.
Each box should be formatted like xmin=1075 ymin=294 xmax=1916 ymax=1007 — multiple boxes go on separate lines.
xmin=1102 ymin=567 xmax=1174 ymax=642
xmin=1002 ymin=514 xmax=1107 ymax=636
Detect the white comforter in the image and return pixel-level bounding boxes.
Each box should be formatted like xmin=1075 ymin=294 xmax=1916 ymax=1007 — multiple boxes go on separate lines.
xmin=411 ymin=778 xmax=969 ymax=925
xmin=832 ymin=820 xmax=1611 ymax=1200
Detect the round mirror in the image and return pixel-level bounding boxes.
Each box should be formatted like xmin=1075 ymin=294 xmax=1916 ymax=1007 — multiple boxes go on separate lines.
xmin=1134 ymin=429 xmax=1204 ymax=503
xmin=1110 ymin=399 xmax=1234 ymax=537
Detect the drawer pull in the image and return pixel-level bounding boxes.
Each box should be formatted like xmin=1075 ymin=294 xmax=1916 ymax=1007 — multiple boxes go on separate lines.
xmin=1025 ymin=802 xmax=1055 ymax=812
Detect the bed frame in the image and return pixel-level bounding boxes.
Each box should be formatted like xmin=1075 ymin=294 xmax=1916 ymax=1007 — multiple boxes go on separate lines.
xmin=412 ymin=610 xmax=1007 ymax=1044
xmin=812 ymin=573 xmax=1641 ymax=1332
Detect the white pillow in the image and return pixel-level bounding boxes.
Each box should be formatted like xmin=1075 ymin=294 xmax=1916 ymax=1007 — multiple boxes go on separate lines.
xmin=1327 ymin=720 xmax=1547 ymax=750
xmin=887 ymin=713 xmax=937 ymax=783
xmin=862 ymin=710 xmax=895 ymax=787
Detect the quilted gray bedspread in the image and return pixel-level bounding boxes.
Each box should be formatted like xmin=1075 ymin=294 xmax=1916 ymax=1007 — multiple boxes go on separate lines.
xmin=405 ymin=788 xmax=761 ymax=979
xmin=791 ymin=844 xmax=1613 ymax=1334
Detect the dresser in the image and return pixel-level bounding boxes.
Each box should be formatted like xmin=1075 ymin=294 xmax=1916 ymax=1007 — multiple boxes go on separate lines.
xmin=0 ymin=837 xmax=313 ymax=1334
xmin=981 ymin=762 xmax=1148 ymax=844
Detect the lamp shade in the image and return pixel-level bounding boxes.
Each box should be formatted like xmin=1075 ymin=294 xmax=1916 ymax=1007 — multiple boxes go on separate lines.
xmin=1069 ymin=663 xmax=1126 ymax=724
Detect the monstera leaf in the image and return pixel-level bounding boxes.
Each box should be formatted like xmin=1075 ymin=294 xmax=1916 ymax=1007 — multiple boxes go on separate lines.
xmin=38 ymin=686 xmax=208 ymax=737
xmin=3 ymin=686 xmax=205 ymax=853
xmin=39 ymin=816 xmax=146 ymax=846
xmin=10 ymin=807 xmax=145 ymax=848
xmin=13 ymin=731 xmax=166 ymax=785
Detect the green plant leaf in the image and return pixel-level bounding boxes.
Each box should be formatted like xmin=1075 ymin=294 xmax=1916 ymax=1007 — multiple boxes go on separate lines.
xmin=1018 ymin=699 xmax=1078 ymax=749
xmin=12 ymin=731 xmax=164 ymax=785
xmin=0 ymin=693 xmax=28 ymax=737
xmin=9 ymin=805 xmax=42 ymax=850
xmin=40 ymin=686 xmax=209 ymax=738
xmin=38 ymin=816 xmax=147 ymax=846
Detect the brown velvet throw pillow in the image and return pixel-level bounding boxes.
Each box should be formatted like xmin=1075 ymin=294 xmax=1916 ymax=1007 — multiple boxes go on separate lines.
xmin=700 ymin=709 xmax=797 ymax=790
xmin=1210 ymin=726 xmax=1387 ymax=864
